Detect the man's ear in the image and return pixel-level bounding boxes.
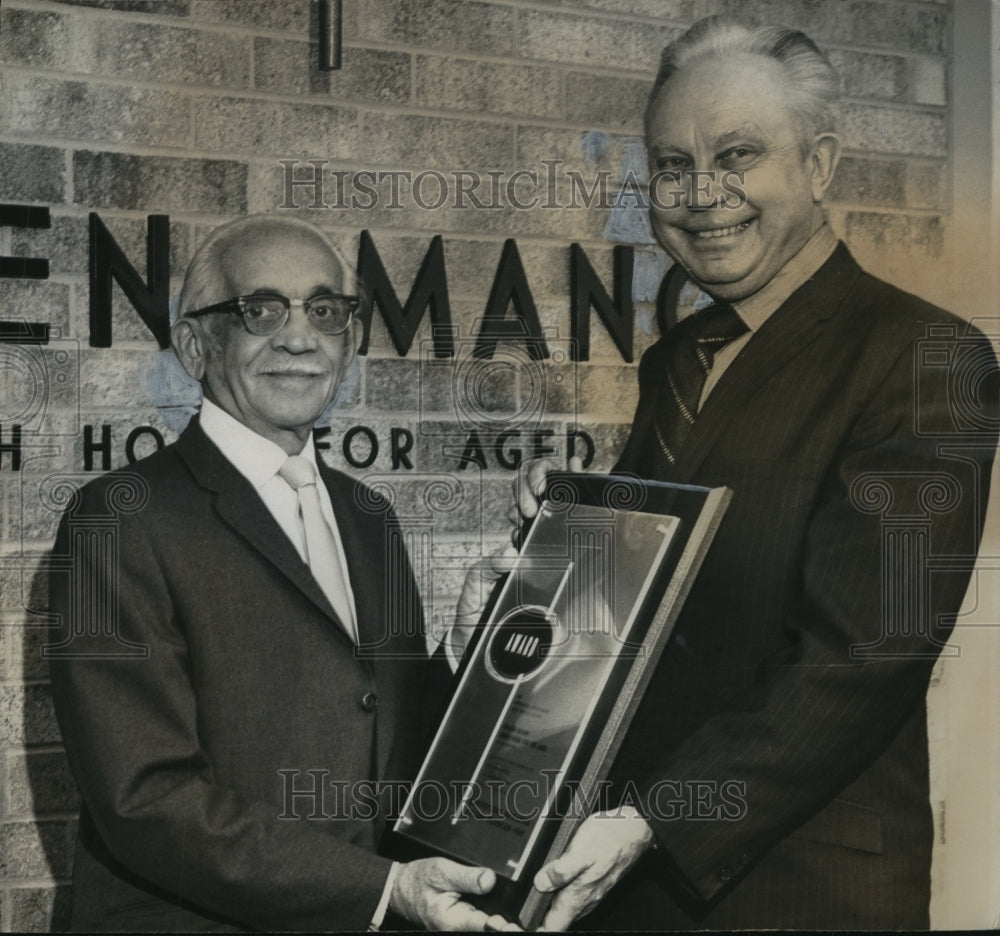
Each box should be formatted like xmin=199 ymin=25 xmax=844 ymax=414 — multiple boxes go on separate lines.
xmin=344 ymin=315 xmax=363 ymax=367
xmin=171 ymin=317 xmax=209 ymax=381
xmin=809 ymin=132 xmax=841 ymax=202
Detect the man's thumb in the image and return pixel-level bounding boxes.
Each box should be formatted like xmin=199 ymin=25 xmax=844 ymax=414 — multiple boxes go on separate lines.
xmin=451 ymin=864 xmax=496 ymax=894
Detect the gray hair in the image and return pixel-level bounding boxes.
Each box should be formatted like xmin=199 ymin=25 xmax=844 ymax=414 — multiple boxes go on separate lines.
xmin=647 ymin=16 xmax=840 ymax=141
xmin=177 ymin=213 xmax=362 ymax=318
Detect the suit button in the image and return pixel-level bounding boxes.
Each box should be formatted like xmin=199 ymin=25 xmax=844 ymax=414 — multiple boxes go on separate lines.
xmin=718 ymin=867 xmax=733 ymax=882
xmin=360 ymin=691 xmax=378 ymax=712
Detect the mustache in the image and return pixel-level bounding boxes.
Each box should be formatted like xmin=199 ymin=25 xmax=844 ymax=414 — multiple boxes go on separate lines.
xmin=255 ymin=366 xmax=331 ymax=377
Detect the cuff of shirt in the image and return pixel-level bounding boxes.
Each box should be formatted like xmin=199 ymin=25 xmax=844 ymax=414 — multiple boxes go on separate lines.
xmin=369 ymin=860 xmax=400 ymax=931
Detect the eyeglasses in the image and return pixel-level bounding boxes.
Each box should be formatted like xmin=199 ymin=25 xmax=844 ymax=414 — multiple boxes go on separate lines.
xmin=186 ymin=292 xmax=360 ymax=336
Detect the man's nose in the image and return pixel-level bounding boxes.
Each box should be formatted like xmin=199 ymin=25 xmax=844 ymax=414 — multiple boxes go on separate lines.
xmin=684 ymin=169 xmax=725 ymax=212
xmin=272 ymin=301 xmax=319 ymax=351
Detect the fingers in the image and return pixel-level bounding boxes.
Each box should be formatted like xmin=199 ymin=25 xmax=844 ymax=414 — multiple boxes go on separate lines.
xmin=485 ymin=912 xmax=522 ymax=931
xmin=533 ymin=852 xmax=588 ymax=893
xmin=440 ymin=900 xmax=492 ymax=931
xmin=538 ymin=890 xmax=582 ymax=932
xmin=514 ymin=457 xmax=558 ymax=521
xmin=568 ymin=455 xmax=584 ymax=472
xmin=435 ymin=860 xmax=496 ymax=895
xmin=486 ymin=545 xmax=519 ymax=575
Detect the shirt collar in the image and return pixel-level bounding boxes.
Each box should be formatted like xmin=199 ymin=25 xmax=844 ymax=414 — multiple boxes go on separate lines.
xmin=676 ymin=223 xmax=839 ymax=332
xmin=198 ymin=398 xmax=319 ymax=489
xmin=732 ymin=222 xmax=839 ymax=331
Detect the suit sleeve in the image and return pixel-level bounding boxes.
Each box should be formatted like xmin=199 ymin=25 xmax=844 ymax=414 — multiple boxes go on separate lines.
xmin=48 ymin=486 xmax=393 ymax=932
xmin=635 ymin=325 xmax=999 ymax=901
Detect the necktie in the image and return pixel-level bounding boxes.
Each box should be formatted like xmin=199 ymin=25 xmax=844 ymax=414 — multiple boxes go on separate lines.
xmin=653 ymin=302 xmax=748 ymax=467
xmin=278 ymin=456 xmax=358 ymax=643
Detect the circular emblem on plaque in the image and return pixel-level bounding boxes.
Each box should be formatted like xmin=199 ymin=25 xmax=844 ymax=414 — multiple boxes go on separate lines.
xmin=485 ymin=605 xmax=556 ymax=684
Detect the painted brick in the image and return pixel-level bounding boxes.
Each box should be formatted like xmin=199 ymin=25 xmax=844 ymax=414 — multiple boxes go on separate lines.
xmin=359 ymin=113 xmax=514 ymax=172
xmin=71 ymin=18 xmax=250 ymax=88
xmin=444 ymin=239 xmax=569 ymax=301
xmin=844 ymin=210 xmax=944 ymax=258
xmin=827 ymin=49 xmax=908 ymax=102
xmin=0 ymin=7 xmax=71 ymax=68
xmin=254 ymin=39 xmax=410 ymax=104
xmin=516 ymin=126 xmax=638 ymax=187
xmin=827 ymin=156 xmax=945 ymax=214
xmin=0 ymin=683 xmax=62 ymax=746
xmin=5 ymin=476 xmax=66 ymax=551
xmin=580 ymin=364 xmax=641 ymax=417
xmin=0 ymin=144 xmax=65 ymax=203
xmin=247 ymin=163 xmax=607 ymax=240
xmin=11 ymin=215 xmax=192 ymax=280
xmin=73 ymin=152 xmax=247 ymax=214
xmin=415 ymin=56 xmax=563 ymax=121
xmin=0 ymin=557 xmax=47 ymax=613
xmin=0 ymin=281 xmax=70 ymax=337
xmin=546 ymin=0 xmax=687 ymax=17
xmin=903 ymin=161 xmax=947 ymax=212
xmin=565 ymin=72 xmax=649 ymax=131
xmin=193 ymin=97 xmax=359 ymax=159
xmin=0 ymin=820 xmax=71 ymax=880
xmin=828 ymin=156 xmax=906 ymax=208
xmin=0 ymin=625 xmax=57 ymax=683
xmin=78 ymin=348 xmax=162 ymax=410
xmin=52 ymin=0 xmax=188 ymax=14
xmin=839 ymin=103 xmax=946 ymax=158
xmin=849 ymin=1 xmax=947 ymax=55
xmin=0 ymin=345 xmax=81 ymax=445
xmin=9 ymin=884 xmax=73 ymax=933
xmin=6 ymin=751 xmax=80 ymax=817
xmin=910 ymin=57 xmax=946 ymax=107
xmin=579 ymin=421 xmax=633 ymax=471
xmin=355 ymin=0 xmax=517 ymax=57
xmin=3 ymin=75 xmax=189 ymax=149
xmin=190 ymin=0 xmax=310 ymax=32
xmin=516 ymin=8 xmax=668 ymax=72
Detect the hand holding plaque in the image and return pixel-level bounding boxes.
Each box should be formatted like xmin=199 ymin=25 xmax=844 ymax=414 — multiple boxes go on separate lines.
xmin=395 ymin=472 xmax=731 ymax=928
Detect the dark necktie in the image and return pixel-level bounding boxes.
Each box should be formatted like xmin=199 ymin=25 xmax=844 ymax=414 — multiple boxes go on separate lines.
xmin=652 ymin=302 xmax=748 ymax=467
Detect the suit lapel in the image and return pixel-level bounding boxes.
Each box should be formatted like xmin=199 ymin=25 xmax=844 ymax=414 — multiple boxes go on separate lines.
xmin=672 ymin=244 xmax=863 ymax=483
xmin=176 ymin=420 xmax=348 ymax=636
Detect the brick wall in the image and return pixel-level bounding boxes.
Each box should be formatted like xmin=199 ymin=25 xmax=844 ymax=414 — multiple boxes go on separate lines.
xmin=0 ymin=0 xmax=962 ymax=929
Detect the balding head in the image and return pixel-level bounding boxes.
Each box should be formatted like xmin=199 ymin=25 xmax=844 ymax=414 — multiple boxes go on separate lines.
xmin=171 ymin=214 xmax=362 ymax=455
xmin=178 ymin=214 xmax=360 ymax=319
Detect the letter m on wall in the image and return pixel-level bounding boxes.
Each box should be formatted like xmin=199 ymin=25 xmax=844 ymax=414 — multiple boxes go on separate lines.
xmin=356 ymin=230 xmax=455 ymax=358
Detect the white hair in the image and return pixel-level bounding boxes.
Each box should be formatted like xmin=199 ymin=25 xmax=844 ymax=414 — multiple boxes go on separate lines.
xmin=178 ymin=214 xmax=362 ymax=317
xmin=648 ymin=15 xmax=840 ymax=143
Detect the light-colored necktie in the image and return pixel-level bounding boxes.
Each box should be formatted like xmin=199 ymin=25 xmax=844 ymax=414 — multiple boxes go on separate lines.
xmin=278 ymin=455 xmax=358 ymax=643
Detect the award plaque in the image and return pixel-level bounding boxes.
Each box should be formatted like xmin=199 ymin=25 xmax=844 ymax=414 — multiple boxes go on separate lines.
xmin=394 ymin=473 xmax=731 ymax=928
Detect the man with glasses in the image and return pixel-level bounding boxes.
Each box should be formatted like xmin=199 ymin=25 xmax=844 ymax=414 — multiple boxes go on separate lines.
xmin=48 ymin=215 xmax=512 ymax=932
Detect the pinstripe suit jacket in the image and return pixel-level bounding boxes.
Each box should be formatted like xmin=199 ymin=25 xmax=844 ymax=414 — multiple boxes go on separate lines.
xmin=48 ymin=420 xmax=448 ymax=931
xmin=590 ymin=244 xmax=998 ymax=930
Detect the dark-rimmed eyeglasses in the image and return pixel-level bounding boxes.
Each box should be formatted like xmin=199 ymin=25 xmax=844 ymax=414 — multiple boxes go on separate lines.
xmin=186 ymin=292 xmax=360 ymax=336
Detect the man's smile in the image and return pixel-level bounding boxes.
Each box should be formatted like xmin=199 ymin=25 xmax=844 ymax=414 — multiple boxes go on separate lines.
xmin=679 ymin=219 xmax=755 ymax=241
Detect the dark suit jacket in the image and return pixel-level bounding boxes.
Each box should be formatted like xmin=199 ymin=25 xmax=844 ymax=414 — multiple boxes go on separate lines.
xmin=48 ymin=419 xmax=449 ymax=932
xmin=589 ymin=245 xmax=998 ymax=930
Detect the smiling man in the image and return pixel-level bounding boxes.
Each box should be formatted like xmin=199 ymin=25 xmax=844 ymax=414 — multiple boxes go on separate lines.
xmin=514 ymin=16 xmax=999 ymax=932
xmin=48 ymin=215 xmax=511 ymax=932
